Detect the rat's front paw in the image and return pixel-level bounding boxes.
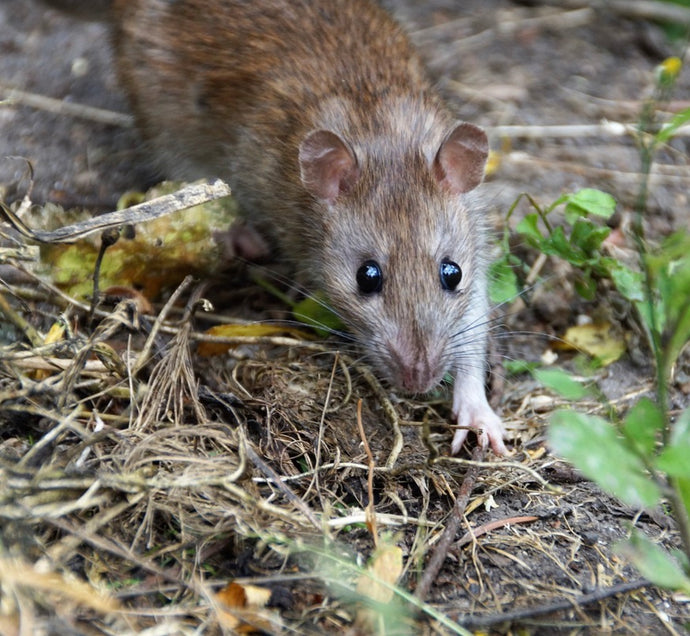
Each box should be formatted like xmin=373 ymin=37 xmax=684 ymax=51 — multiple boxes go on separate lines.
xmin=451 ymin=394 xmax=507 ymax=456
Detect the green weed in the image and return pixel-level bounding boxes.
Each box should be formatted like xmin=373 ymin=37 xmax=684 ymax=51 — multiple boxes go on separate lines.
xmin=492 ymin=56 xmax=690 ymax=594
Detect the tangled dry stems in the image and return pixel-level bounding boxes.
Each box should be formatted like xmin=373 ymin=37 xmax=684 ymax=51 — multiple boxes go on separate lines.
xmin=0 ymin=251 xmax=685 ymax=634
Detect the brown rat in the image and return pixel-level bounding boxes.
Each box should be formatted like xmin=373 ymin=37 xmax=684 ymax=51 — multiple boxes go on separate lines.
xmin=43 ymin=0 xmax=507 ymax=454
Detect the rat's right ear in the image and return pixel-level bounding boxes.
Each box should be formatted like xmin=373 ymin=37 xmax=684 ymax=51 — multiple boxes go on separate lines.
xmin=299 ymin=130 xmax=360 ymax=203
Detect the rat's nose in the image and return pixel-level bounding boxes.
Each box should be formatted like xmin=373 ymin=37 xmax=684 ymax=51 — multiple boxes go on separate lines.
xmin=387 ymin=337 xmax=441 ymax=394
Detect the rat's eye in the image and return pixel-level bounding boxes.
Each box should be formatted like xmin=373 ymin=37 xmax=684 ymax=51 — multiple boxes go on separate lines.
xmin=356 ymin=260 xmax=383 ymax=294
xmin=440 ymin=258 xmax=462 ymax=291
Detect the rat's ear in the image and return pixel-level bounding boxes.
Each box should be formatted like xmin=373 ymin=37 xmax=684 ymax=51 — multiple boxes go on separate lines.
xmin=434 ymin=122 xmax=488 ymax=194
xmin=299 ymin=130 xmax=360 ymax=203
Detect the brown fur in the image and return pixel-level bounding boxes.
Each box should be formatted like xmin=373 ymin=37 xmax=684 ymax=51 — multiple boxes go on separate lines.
xmin=47 ymin=0 xmax=507 ymax=453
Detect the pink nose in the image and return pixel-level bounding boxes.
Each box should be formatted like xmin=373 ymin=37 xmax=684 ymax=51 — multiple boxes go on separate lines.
xmin=399 ymin=360 xmax=432 ymax=393
xmin=388 ymin=342 xmax=440 ymax=394
xmin=385 ymin=331 xmax=445 ymax=394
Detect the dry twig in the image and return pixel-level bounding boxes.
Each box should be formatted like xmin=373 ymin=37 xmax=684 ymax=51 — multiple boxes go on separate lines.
xmin=414 ymin=446 xmax=485 ymax=601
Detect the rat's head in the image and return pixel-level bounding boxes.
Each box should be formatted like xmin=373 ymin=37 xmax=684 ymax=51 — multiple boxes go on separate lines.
xmin=298 ymin=121 xmax=490 ymax=393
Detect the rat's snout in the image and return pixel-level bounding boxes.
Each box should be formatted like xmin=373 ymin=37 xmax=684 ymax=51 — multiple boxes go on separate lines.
xmin=400 ymin=360 xmax=435 ymax=393
xmin=386 ymin=335 xmax=443 ymax=394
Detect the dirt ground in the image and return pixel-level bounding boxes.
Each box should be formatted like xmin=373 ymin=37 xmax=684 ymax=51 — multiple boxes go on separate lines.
xmin=1 ymin=0 xmax=690 ymax=634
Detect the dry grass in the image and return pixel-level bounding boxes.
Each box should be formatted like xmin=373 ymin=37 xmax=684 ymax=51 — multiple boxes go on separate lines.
xmin=0 ymin=195 xmax=687 ymax=635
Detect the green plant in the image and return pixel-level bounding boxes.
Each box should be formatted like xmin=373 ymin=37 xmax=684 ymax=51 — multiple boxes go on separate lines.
xmin=489 ymin=187 xmax=623 ymax=304
xmin=493 ymin=57 xmax=690 ymax=594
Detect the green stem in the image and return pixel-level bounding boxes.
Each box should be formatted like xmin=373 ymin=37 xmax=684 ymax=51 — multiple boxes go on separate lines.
xmin=249 ymin=269 xmax=296 ymax=308
xmin=633 ymin=75 xmax=690 ymax=569
xmin=669 ymin=478 xmax=690 ymax=571
xmin=631 ymin=104 xmax=669 ymax=424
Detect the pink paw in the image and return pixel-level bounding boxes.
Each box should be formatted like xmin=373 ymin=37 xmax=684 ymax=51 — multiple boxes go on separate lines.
xmin=214 ymin=222 xmax=270 ymax=261
xmin=451 ymin=401 xmax=507 ymax=456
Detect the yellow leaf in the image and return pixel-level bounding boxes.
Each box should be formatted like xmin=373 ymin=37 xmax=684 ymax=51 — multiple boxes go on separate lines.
xmin=465 ymin=497 xmax=484 ymax=515
xmin=197 ymin=323 xmax=312 ymax=356
xmin=355 ymin=544 xmax=403 ymax=604
xmin=557 ymin=322 xmax=626 ymax=366
xmin=43 ymin=321 xmax=66 ymax=345
xmin=484 ymin=149 xmax=502 ymax=177
xmin=34 ymin=320 xmax=68 ymax=380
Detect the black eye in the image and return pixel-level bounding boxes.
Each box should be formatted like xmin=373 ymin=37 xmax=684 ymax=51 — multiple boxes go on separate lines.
xmin=356 ymin=260 xmax=383 ymax=294
xmin=440 ymin=258 xmax=462 ymax=291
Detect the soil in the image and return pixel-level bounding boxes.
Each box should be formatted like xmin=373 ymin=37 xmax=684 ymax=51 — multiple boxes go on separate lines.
xmin=1 ymin=1 xmax=689 ymax=634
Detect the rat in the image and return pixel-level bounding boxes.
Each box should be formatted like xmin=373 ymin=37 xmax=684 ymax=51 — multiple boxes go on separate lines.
xmin=40 ymin=0 xmax=507 ymax=455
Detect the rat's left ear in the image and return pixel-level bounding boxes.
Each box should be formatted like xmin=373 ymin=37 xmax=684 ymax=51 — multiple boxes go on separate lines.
xmin=433 ymin=122 xmax=488 ymax=194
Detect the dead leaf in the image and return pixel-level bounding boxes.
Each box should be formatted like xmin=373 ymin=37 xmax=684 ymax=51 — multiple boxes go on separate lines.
xmin=102 ymin=286 xmax=154 ymax=315
xmin=555 ymin=322 xmax=626 ymax=366
xmin=484 ymin=149 xmax=502 ymax=177
xmin=354 ymin=543 xmax=405 ymax=631
xmin=37 ymin=181 xmax=239 ymax=300
xmin=355 ymin=544 xmax=403 ymax=604
xmin=215 ymin=581 xmax=280 ymax=633
xmin=33 ymin=320 xmax=67 ymax=380
xmin=197 ymin=323 xmax=312 ymax=356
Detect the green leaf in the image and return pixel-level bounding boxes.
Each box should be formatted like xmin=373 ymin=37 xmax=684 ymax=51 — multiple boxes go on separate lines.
xmin=622 ymin=398 xmax=664 ymax=457
xmin=542 ymin=226 xmax=588 ymax=266
xmin=563 ymin=188 xmax=617 ymax=224
xmin=534 ymin=368 xmax=588 ymax=400
xmin=656 ymin=408 xmax=690 ymax=478
xmin=658 ymin=447 xmax=690 ymax=477
xmin=670 ymin=406 xmax=690 ymax=447
xmin=655 ymin=107 xmax=690 ymax=145
xmin=504 ymin=359 xmax=539 ymax=376
xmin=642 ymin=231 xmax=690 ymax=375
xmin=574 ymin=271 xmax=597 ymax=301
xmin=515 ymin=213 xmax=543 ymax=245
xmin=667 ymin=302 xmax=690 ymax=375
xmin=293 ymin=293 xmax=344 ymax=336
xmin=674 ymin=547 xmax=690 ymax=574
xmin=674 ymin=477 xmax=690 ymax=529
xmin=634 ymin=297 xmax=662 ymax=338
xmin=570 ymin=218 xmax=610 ymax=255
xmin=609 ymin=262 xmax=645 ymax=302
xmin=662 ymin=254 xmax=690 ymax=370
xmin=549 ymin=410 xmax=661 ymax=508
xmin=618 ymin=529 xmax=690 ymax=594
xmin=544 ymin=193 xmax=570 ymax=215
xmin=488 ymin=258 xmax=520 ymax=305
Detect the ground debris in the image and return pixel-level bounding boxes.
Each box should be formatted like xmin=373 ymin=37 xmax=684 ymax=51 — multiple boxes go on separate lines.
xmin=0 ymin=233 xmax=685 ymax=633
xmin=1 ymin=0 xmax=689 ymax=632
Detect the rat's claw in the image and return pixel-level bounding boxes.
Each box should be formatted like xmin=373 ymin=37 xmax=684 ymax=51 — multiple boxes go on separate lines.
xmin=485 ymin=425 xmax=508 ymax=455
xmin=451 ymin=394 xmax=507 ymax=456
xmin=479 ymin=410 xmax=507 ymax=455
xmin=450 ymin=428 xmax=469 ymax=455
